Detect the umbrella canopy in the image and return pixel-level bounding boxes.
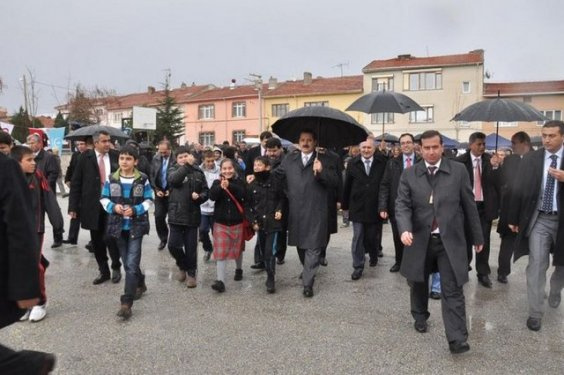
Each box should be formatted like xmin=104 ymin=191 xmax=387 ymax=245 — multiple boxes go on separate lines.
xmin=452 ymin=98 xmax=547 ymax=122
xmin=415 ymin=133 xmax=460 ymax=149
xmin=374 ymin=133 xmax=399 ymax=143
xmin=271 ymin=106 xmax=369 ymax=149
xmin=65 ymin=125 xmax=130 ymax=140
xmin=346 ymin=90 xmax=424 ymax=114
xmin=485 ymin=133 xmax=511 ymax=149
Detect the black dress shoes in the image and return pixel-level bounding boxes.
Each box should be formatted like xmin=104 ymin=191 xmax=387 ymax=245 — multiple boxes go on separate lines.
xmin=429 ymin=291 xmax=441 ymax=300
xmin=158 ymin=241 xmax=167 ymax=251
xmin=93 ymin=273 xmax=110 ymax=285
xmin=497 ymin=274 xmax=508 ymax=284
xmin=211 ymin=280 xmax=226 ymax=293
xmin=111 ymin=269 xmax=122 ymax=283
xmin=526 ymin=317 xmax=541 ymax=331
xmin=369 ymin=259 xmax=378 ymax=267
xmin=51 ymin=241 xmax=62 ymax=249
xmin=319 ymin=258 xmax=328 ymax=267
xmin=377 ymin=250 xmax=384 ymax=258
xmin=62 ymin=239 xmax=77 ymax=245
xmin=389 ymin=263 xmax=400 ymax=273
xmin=449 ymin=341 xmax=470 ymax=354
xmin=477 ymin=274 xmax=492 ymax=288
xmin=414 ymin=320 xmax=427 ymax=333
xmin=303 ymin=286 xmax=314 ymax=298
xmin=548 ymin=291 xmax=561 ymax=308
xmin=85 ymin=242 xmax=94 ymax=253
xmin=250 ymin=262 xmax=265 ymax=270
xmin=351 ymin=269 xmax=363 ymax=281
xmin=276 ymin=258 xmax=285 ymax=265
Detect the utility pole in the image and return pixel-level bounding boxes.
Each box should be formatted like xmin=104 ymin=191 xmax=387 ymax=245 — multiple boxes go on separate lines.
xmin=332 ymin=62 xmax=349 ymax=77
xmin=248 ymin=73 xmax=263 ymax=132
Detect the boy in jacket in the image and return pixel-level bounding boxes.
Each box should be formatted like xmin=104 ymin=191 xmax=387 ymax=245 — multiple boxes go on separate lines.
xmin=100 ymin=146 xmax=153 ymax=320
xmin=11 ymin=145 xmax=64 ymax=323
xmin=199 ymin=150 xmax=220 ymax=262
xmin=247 ymin=156 xmax=284 ymax=293
xmin=167 ymin=146 xmax=209 ymax=288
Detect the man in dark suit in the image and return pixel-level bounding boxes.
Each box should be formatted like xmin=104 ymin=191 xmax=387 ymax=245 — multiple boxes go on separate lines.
xmin=342 ymin=140 xmax=387 ymax=280
xmin=69 ymin=130 xmax=122 ymax=285
xmin=149 ymin=140 xmax=174 ymax=250
xmin=508 ymin=121 xmax=564 ymax=331
xmin=396 ymin=130 xmax=483 ymax=354
xmin=62 ymin=139 xmax=88 ymax=245
xmin=379 ymin=133 xmax=420 ymax=273
xmin=0 ymin=152 xmax=56 ymax=373
xmin=496 ymin=132 xmax=531 ymax=283
xmin=275 ymin=129 xmax=339 ymax=297
xmin=27 ymin=133 xmax=64 ymax=249
xmin=455 ymin=132 xmax=499 ymax=288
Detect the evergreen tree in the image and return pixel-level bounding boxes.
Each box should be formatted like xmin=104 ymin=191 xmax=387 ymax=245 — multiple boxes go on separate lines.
xmin=54 ymin=111 xmax=69 ymax=133
xmin=10 ymin=107 xmax=33 ymax=143
xmin=155 ymin=79 xmax=184 ymax=145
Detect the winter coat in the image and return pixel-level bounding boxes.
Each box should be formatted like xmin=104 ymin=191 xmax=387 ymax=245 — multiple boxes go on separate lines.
xmin=27 ymin=170 xmax=64 ymax=235
xmin=209 ymin=178 xmax=247 ymax=226
xmin=35 ymin=149 xmax=59 ymax=193
xmin=247 ymin=171 xmax=284 ymax=233
xmin=167 ymin=163 xmax=209 ymax=227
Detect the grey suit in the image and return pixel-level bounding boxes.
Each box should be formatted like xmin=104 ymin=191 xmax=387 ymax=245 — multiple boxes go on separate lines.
xmin=396 ymin=157 xmax=483 ymax=344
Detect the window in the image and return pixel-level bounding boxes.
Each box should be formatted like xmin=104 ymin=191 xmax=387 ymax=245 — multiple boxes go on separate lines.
xmin=462 ymin=81 xmax=471 ymax=93
xmin=304 ymin=101 xmax=329 ymax=107
xmin=198 ymin=104 xmax=215 ymax=119
xmin=538 ymin=110 xmax=562 ymax=125
xmin=371 ymin=113 xmax=394 ymax=124
xmin=95 ymin=108 xmax=105 ymax=116
xmin=272 ymin=103 xmax=289 ymax=117
xmin=232 ymin=130 xmax=245 ymax=144
xmin=113 ymin=112 xmax=122 ymax=122
xmin=409 ymin=106 xmax=434 ymax=123
xmin=232 ymin=102 xmax=246 ymax=118
xmin=199 ymin=132 xmax=215 ymax=146
xmin=371 ymin=76 xmax=394 ymax=92
xmin=407 ymin=71 xmax=442 ymax=91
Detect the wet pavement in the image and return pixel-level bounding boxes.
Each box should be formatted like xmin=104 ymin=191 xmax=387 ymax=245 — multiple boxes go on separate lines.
xmin=1 ymin=196 xmax=564 ymax=374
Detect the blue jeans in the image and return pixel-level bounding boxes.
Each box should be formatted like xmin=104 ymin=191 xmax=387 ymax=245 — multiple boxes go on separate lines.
xmin=199 ymin=215 xmax=214 ymax=253
xmin=431 ymin=272 xmax=441 ymax=293
xmin=116 ymin=232 xmax=144 ymax=305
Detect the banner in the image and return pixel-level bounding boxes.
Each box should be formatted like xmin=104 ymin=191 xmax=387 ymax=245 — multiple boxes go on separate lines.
xmin=46 ymin=127 xmax=66 ymax=152
xmin=0 ymin=122 xmax=14 ymax=134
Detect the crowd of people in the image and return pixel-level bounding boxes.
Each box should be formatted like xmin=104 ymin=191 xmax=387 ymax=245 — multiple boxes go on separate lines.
xmin=1 ymin=120 xmax=564 ymax=372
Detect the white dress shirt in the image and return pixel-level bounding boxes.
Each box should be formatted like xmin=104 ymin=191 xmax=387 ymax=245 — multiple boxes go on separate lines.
xmin=540 ymin=146 xmax=564 ymax=211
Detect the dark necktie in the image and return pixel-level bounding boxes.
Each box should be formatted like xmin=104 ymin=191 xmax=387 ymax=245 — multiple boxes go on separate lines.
xmin=541 ymin=154 xmax=558 ymax=212
xmin=428 ymin=166 xmax=438 ymax=231
xmin=364 ymin=159 xmax=371 ymax=175
xmin=161 ymin=158 xmax=168 ymax=190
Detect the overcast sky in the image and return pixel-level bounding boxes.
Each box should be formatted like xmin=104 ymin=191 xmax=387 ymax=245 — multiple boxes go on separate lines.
xmin=1 ymin=0 xmax=563 ymax=115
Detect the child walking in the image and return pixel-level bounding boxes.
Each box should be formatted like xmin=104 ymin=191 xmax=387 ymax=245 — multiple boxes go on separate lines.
xmin=167 ymin=146 xmax=209 ymax=288
xmin=199 ymin=150 xmax=220 ymax=261
xmin=209 ymin=158 xmax=247 ymax=293
xmin=100 ymin=145 xmax=153 ymax=320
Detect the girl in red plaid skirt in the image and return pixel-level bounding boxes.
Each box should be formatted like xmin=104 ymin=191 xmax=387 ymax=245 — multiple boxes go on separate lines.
xmin=209 ymin=158 xmax=247 ymax=292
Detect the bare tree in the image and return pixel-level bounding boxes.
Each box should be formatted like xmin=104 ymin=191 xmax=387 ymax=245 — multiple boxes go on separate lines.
xmin=66 ymin=84 xmax=116 ymax=125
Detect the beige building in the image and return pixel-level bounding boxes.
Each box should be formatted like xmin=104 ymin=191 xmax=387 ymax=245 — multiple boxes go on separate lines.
xmin=359 ymin=50 xmax=485 ymax=141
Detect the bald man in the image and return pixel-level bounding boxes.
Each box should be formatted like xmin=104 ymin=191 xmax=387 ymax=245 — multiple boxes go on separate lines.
xmin=342 ymin=141 xmax=388 ymax=280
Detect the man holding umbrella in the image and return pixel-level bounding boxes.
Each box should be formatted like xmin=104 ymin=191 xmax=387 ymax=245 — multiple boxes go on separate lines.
xmin=275 ymin=129 xmax=339 ymax=297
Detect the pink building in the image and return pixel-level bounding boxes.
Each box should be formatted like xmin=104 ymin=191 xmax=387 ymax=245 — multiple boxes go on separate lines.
xmin=183 ymin=85 xmax=265 ymax=146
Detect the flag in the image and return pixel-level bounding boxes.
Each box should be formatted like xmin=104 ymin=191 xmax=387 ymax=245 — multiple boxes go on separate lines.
xmin=46 ymin=127 xmax=66 ymax=152
xmin=0 ymin=122 xmax=14 ymax=134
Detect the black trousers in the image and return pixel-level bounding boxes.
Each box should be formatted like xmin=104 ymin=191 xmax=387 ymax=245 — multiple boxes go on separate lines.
xmin=498 ymin=233 xmax=517 ymax=277
xmin=154 ymin=195 xmax=169 ymax=243
xmin=168 ymin=224 xmax=198 ymax=277
xmin=90 ymin=209 xmax=121 ymax=275
xmin=253 ymin=240 xmax=263 ymax=264
xmin=0 ymin=343 xmax=51 ymax=374
xmin=466 ymin=202 xmax=492 ymax=276
xmin=67 ymin=217 xmax=81 ymax=242
xmin=390 ymin=216 xmax=404 ymax=265
xmin=276 ymin=230 xmax=287 ymax=262
xmin=410 ymin=236 xmax=468 ymax=344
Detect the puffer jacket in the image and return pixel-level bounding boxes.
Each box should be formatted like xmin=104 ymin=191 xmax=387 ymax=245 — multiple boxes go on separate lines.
xmin=167 ymin=163 xmax=209 ymax=227
xmin=247 ymin=171 xmax=284 ymax=233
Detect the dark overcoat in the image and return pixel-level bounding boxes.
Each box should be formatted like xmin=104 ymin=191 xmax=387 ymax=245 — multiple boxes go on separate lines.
xmin=69 ymin=149 xmax=118 ymax=230
xmin=0 ymin=155 xmax=40 ymax=328
xmin=497 ymin=154 xmax=524 ymax=235
xmin=508 ymin=148 xmax=564 ymax=265
xmin=395 ymin=157 xmax=484 ymax=286
xmin=342 ymin=154 xmax=387 ymax=223
xmin=277 ymin=151 xmax=339 ymax=249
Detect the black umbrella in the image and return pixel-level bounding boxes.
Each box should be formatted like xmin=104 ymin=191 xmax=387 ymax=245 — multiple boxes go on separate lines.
xmin=65 ymin=125 xmax=130 ymax=140
xmin=271 ymin=106 xmax=369 ymax=149
xmin=374 ymin=133 xmax=399 ymax=143
xmin=346 ymin=90 xmax=424 ymax=136
xmin=452 ymin=93 xmax=546 ymax=151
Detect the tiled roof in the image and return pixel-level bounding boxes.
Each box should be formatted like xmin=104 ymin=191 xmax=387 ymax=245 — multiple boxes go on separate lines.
xmin=184 ymin=84 xmax=266 ymax=103
xmin=105 ymin=85 xmax=210 ymax=110
xmin=263 ymin=75 xmax=363 ymax=97
xmin=484 ymin=81 xmax=564 ymax=96
xmin=363 ymin=50 xmax=484 ymax=73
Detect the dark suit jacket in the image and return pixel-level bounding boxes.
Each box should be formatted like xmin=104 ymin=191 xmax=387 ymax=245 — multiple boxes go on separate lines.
xmin=35 ymin=149 xmax=59 ymax=192
xmin=497 ymin=154 xmax=525 ymax=235
xmin=149 ymin=153 xmax=175 ymax=192
xmin=395 ymin=157 xmax=483 ymax=286
xmin=69 ymin=149 xmax=119 ymax=230
xmin=378 ymin=154 xmax=421 ymax=217
xmin=244 ymin=146 xmax=263 ymax=176
xmin=0 ymin=154 xmax=40 ymax=328
xmin=455 ymin=152 xmax=499 ymax=220
xmin=64 ymin=151 xmax=81 ymax=183
xmin=508 ymin=148 xmax=564 ymax=265
xmin=342 ymin=154 xmax=387 ymax=223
